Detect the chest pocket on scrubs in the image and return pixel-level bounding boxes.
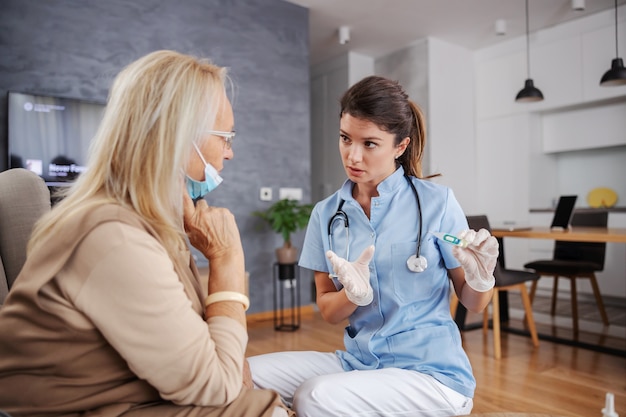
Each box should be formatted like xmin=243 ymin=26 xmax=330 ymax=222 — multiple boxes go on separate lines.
xmin=391 ymin=241 xmax=439 ymax=303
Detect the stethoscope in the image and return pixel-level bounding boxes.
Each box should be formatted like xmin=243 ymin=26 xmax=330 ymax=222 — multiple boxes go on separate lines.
xmin=327 ymin=175 xmax=428 ymax=273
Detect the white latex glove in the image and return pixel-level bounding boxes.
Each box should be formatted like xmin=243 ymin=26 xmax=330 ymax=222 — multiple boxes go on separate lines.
xmin=452 ymin=228 xmax=499 ymax=292
xmin=326 ymin=245 xmax=375 ymax=306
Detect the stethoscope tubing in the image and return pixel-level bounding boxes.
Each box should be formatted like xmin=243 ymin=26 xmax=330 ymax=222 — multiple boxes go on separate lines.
xmin=328 ymin=175 xmax=423 ymax=263
xmin=328 ymin=199 xmax=350 ymax=259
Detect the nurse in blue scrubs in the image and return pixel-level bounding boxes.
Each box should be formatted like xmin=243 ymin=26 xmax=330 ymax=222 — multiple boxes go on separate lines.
xmin=249 ymin=75 xmax=498 ymax=417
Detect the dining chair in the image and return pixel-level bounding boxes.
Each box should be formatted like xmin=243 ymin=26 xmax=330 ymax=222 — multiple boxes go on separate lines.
xmin=524 ymin=211 xmax=609 ymax=334
xmin=453 ymin=215 xmax=540 ymax=359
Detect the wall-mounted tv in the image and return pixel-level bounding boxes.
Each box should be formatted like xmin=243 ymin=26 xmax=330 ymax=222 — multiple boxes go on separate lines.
xmin=7 ymin=91 xmax=105 ymax=187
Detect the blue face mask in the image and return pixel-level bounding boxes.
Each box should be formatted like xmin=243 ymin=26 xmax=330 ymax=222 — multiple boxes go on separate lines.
xmin=185 ymin=143 xmax=223 ymax=200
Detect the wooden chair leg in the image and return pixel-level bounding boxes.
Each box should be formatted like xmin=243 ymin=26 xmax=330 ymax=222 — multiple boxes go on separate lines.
xmin=588 ymin=273 xmax=610 ymax=326
xmin=529 ymin=280 xmax=538 ymax=304
xmin=482 ymin=306 xmax=489 ymax=335
xmin=570 ymin=277 xmax=578 ymax=335
xmin=524 ymin=280 xmax=539 ymax=327
xmin=550 ymin=276 xmax=559 ymax=316
xmin=491 ymin=289 xmax=501 ymax=359
xmin=519 ymin=284 xmax=539 ymax=348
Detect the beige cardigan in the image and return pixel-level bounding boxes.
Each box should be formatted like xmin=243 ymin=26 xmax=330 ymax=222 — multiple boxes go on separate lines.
xmin=0 ymin=204 xmax=284 ymax=416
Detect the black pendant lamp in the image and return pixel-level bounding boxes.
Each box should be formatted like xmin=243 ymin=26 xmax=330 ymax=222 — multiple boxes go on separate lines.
xmin=515 ymin=0 xmax=544 ymax=102
xmin=600 ymin=0 xmax=626 ymax=86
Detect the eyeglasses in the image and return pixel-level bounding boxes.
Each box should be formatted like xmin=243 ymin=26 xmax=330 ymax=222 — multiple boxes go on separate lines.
xmin=207 ymin=130 xmax=236 ymax=149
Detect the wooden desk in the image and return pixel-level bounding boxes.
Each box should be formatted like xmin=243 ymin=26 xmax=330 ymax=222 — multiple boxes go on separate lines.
xmin=487 ymin=226 xmax=626 ymax=357
xmin=492 ymin=226 xmax=626 ymax=243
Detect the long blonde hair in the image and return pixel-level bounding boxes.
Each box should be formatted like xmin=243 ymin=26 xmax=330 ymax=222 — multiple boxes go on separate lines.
xmin=28 ymin=50 xmax=228 ymax=257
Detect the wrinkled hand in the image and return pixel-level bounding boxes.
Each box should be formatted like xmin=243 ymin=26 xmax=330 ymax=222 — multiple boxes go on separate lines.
xmin=182 ymin=193 xmax=243 ymax=260
xmin=326 ymin=245 xmax=375 ymax=306
xmin=452 ymin=229 xmax=498 ymax=292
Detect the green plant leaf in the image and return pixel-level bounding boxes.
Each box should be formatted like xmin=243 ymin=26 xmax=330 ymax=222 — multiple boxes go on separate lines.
xmin=252 ymin=198 xmax=313 ymax=246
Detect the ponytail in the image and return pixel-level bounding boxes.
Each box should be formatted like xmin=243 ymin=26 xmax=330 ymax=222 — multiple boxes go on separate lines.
xmin=397 ymin=101 xmax=440 ymax=179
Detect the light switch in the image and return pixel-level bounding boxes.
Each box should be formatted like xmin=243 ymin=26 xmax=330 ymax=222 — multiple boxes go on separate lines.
xmin=279 ymin=187 xmax=302 ymax=201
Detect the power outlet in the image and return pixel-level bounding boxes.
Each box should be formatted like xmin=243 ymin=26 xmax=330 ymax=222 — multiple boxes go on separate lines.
xmin=260 ymin=187 xmax=272 ymax=201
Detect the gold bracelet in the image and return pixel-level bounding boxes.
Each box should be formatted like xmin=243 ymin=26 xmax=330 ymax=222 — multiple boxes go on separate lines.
xmin=205 ymin=291 xmax=250 ymax=311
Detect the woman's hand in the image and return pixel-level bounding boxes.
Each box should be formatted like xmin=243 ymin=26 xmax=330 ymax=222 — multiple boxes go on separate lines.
xmin=183 ymin=193 xmax=247 ymax=322
xmin=182 ymin=193 xmax=243 ymax=261
xmin=326 ymin=245 xmax=375 ymax=306
xmin=452 ymin=228 xmax=498 ymax=292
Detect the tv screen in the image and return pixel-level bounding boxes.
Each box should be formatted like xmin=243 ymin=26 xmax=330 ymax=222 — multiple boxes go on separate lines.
xmin=7 ymin=91 xmax=105 ymax=187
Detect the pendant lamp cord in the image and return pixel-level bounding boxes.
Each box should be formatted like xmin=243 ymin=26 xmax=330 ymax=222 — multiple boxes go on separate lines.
xmin=525 ymin=0 xmax=531 ymax=79
xmin=613 ymin=0 xmax=619 ymax=58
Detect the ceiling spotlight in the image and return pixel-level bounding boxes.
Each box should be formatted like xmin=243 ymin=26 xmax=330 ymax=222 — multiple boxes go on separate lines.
xmin=338 ymin=26 xmax=350 ymax=45
xmin=495 ymin=19 xmax=507 ymax=36
xmin=571 ymin=0 xmax=585 ymax=11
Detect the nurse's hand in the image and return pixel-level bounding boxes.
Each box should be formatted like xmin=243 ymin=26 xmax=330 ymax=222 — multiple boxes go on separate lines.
xmin=326 ymin=245 xmax=375 ymax=306
xmin=452 ymin=228 xmax=498 ymax=292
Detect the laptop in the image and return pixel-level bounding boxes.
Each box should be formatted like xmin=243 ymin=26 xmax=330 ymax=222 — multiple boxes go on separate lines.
xmin=550 ymin=195 xmax=578 ymax=231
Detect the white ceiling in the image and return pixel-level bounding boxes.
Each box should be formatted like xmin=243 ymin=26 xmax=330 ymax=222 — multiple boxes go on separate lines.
xmin=285 ymin=0 xmax=626 ymax=66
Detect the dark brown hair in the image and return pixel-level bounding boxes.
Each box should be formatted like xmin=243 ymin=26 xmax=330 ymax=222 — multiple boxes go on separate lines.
xmin=339 ymin=75 xmax=439 ymax=179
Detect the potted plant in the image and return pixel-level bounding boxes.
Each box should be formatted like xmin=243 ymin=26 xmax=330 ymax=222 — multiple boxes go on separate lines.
xmin=252 ymin=198 xmax=314 ymax=265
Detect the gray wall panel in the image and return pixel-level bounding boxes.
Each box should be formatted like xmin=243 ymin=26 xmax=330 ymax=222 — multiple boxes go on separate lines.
xmin=0 ymin=0 xmax=312 ymax=313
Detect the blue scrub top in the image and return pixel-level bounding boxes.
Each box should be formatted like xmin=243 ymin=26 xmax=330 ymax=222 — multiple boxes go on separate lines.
xmin=299 ymin=167 xmax=476 ymax=398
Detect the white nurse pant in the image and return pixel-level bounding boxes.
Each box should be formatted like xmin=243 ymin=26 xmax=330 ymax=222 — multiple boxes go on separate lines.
xmin=248 ymin=351 xmax=473 ymax=417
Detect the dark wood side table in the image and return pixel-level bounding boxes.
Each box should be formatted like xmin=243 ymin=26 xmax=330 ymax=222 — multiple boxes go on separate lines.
xmin=273 ymin=263 xmax=300 ymax=331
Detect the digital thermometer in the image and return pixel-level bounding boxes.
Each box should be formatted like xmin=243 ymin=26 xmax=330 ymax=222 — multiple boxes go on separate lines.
xmin=430 ymin=232 xmax=468 ymax=248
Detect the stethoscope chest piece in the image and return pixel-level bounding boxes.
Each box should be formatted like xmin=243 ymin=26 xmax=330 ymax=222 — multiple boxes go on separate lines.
xmin=407 ymin=254 xmax=427 ymax=273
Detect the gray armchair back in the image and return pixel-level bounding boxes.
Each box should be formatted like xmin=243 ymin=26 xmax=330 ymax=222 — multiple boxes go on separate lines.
xmin=0 ymin=168 xmax=51 ymax=305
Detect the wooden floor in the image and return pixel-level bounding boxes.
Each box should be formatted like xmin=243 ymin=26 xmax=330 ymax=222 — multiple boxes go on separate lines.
xmin=246 ymin=308 xmax=626 ymax=417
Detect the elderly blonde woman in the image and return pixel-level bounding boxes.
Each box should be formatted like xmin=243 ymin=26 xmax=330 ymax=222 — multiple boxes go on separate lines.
xmin=0 ymin=50 xmax=290 ymax=417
